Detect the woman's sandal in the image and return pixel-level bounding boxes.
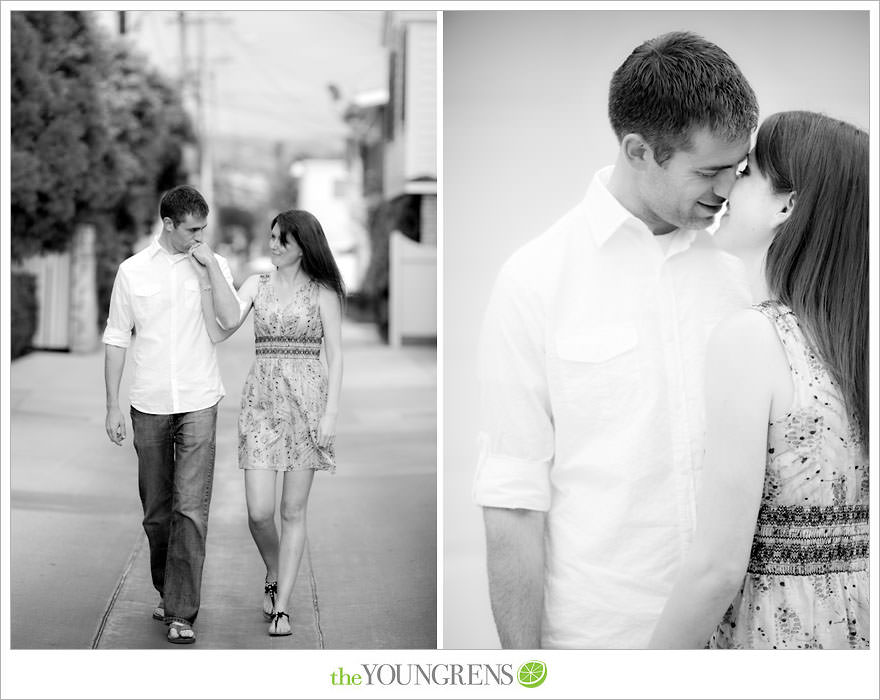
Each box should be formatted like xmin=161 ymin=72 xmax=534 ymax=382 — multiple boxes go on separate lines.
xmin=263 ymin=580 xmax=278 ymax=620
xmin=167 ymin=621 xmax=196 ymax=645
xmin=268 ymin=611 xmax=291 ymax=637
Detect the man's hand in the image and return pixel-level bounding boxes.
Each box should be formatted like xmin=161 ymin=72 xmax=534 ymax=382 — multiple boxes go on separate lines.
xmin=188 ymin=241 xmax=215 ymax=265
xmin=106 ymin=406 xmax=126 ymax=445
xmin=104 ymin=344 xmax=127 ymax=446
xmin=187 ymin=242 xmax=213 ymax=281
xmin=189 ymin=245 xmax=239 ymax=329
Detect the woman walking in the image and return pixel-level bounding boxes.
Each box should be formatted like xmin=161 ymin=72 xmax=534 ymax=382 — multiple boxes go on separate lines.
xmin=201 ymin=210 xmax=344 ymax=636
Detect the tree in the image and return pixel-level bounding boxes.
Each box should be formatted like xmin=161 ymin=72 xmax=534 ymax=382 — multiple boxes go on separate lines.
xmin=11 ymin=11 xmax=120 ymax=261
xmin=93 ymin=36 xmax=195 ymax=330
xmin=11 ymin=10 xmax=195 ymax=334
xmin=218 ymin=204 xmax=256 ymax=243
xmin=99 ymin=39 xmax=194 ymax=242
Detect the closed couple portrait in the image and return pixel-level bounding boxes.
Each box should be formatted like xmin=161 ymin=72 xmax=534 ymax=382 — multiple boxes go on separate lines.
xmin=2 ymin=4 xmax=877 ymax=700
xmin=443 ymin=8 xmax=872 ymax=657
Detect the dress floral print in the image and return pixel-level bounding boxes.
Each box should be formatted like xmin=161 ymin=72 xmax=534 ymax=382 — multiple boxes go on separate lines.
xmin=238 ymin=274 xmax=335 ymax=473
xmin=708 ymin=301 xmax=868 ymax=649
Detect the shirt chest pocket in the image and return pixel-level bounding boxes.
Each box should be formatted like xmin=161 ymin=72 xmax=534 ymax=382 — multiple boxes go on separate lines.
xmin=549 ymin=324 xmax=643 ymax=420
xmin=183 ymin=278 xmax=201 ymax=310
xmin=131 ymin=283 xmax=162 ymax=319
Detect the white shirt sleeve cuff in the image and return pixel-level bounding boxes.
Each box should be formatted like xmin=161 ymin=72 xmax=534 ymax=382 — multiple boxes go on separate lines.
xmin=102 ymin=327 xmax=131 ymax=348
xmin=473 ymin=452 xmax=552 ymax=512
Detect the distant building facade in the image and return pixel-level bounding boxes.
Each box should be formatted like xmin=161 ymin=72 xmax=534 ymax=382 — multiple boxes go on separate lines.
xmin=340 ymin=11 xmax=436 ymax=344
xmin=382 ymin=10 xmax=437 ymax=246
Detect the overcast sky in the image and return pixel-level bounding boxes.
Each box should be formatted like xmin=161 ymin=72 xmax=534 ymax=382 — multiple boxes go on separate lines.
xmin=95 ymin=10 xmax=388 ymax=153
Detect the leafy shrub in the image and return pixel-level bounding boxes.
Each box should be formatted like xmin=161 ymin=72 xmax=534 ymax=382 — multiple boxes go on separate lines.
xmin=11 ymin=271 xmax=38 ymax=359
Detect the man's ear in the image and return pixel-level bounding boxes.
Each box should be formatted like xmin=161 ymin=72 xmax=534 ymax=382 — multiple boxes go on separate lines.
xmin=162 ymin=216 xmax=175 ymax=232
xmin=621 ymin=133 xmax=654 ymax=172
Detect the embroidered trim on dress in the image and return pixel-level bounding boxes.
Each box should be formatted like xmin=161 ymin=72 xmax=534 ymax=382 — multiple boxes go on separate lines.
xmin=747 ymin=504 xmax=869 ymax=575
xmin=255 ymin=337 xmax=321 ymax=358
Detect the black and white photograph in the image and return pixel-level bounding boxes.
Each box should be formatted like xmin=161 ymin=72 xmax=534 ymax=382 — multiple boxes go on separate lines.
xmin=5 ymin=8 xmax=436 ymax=653
xmin=444 ymin=9 xmax=871 ymax=651
xmin=3 ymin=3 xmax=879 ymax=700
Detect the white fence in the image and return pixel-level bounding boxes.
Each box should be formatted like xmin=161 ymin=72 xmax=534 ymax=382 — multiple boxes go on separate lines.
xmin=18 ymin=224 xmax=99 ymax=353
xmin=388 ymin=231 xmax=436 ymax=347
xmin=19 ymin=252 xmax=71 ymax=350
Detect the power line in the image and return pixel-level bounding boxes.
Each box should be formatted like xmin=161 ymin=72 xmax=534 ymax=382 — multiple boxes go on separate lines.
xmin=215 ymin=21 xmax=312 ymax=105
xmin=214 ymin=18 xmax=380 ymax=103
xmin=209 ymin=102 xmax=347 ymax=133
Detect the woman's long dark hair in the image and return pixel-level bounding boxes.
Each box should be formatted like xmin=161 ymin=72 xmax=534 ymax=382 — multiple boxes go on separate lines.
xmin=757 ymin=111 xmax=868 ymax=446
xmin=271 ymin=209 xmax=346 ymax=304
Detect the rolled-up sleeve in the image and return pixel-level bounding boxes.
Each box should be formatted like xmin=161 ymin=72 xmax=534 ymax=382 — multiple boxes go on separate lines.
xmin=102 ymin=267 xmax=133 ymax=348
xmin=213 ymin=253 xmax=245 ymax=319
xmin=473 ymin=261 xmax=554 ymax=511
xmin=214 ymin=254 xmax=241 ymax=303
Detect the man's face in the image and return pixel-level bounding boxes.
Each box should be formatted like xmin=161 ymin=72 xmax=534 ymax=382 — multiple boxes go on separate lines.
xmin=165 ymin=214 xmax=207 ymax=253
xmin=640 ymin=127 xmax=751 ymax=233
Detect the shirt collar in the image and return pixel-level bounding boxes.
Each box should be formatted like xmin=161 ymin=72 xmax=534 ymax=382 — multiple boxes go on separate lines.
xmin=582 ymin=166 xmax=702 ymax=255
xmin=582 ymin=166 xmax=649 ymax=248
xmin=148 ymin=235 xmax=187 ymax=261
xmin=146 ymin=238 xmax=164 ymax=258
xmin=666 ymin=226 xmax=698 ymax=257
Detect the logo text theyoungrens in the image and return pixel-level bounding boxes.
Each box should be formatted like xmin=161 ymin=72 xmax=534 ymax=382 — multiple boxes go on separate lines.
xmin=330 ymin=664 xmax=515 ymax=687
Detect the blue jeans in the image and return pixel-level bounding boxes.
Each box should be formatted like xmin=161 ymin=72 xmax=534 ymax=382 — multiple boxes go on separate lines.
xmin=130 ymin=403 xmax=218 ymax=624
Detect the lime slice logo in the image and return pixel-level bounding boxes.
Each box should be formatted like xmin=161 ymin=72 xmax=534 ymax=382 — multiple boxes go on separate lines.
xmin=517 ymin=660 xmax=547 ymax=688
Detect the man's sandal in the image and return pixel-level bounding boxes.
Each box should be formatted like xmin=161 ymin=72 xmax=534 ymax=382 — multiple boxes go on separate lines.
xmin=263 ymin=580 xmax=278 ymax=620
xmin=152 ymin=601 xmax=165 ymax=622
xmin=167 ymin=621 xmax=196 ymax=645
xmin=268 ymin=611 xmax=291 ymax=637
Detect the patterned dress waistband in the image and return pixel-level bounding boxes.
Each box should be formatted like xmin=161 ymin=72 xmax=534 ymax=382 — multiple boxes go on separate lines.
xmin=747 ymin=504 xmax=868 ymax=576
xmin=255 ymin=336 xmax=321 ymax=358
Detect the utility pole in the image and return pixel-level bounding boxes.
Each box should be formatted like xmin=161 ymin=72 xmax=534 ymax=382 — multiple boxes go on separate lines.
xmin=178 ymin=12 xmax=188 ymax=95
xmin=118 ymin=11 xmax=126 ymax=35
xmin=176 ymin=12 xmax=201 ymax=200
xmin=195 ymin=15 xmax=211 ymax=215
xmin=175 ymin=11 xmax=232 ymax=241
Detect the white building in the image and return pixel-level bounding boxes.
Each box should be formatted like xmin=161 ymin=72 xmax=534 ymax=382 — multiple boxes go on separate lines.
xmin=292 ymin=158 xmax=369 ymax=292
xmin=382 ymin=10 xmax=437 ymax=345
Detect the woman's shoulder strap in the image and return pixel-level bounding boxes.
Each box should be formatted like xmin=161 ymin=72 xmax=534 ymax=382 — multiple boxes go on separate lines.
xmin=752 ymin=300 xmax=795 ymax=335
xmin=752 ymin=299 xmax=798 ymax=342
xmin=752 ymin=299 xmax=822 ymax=389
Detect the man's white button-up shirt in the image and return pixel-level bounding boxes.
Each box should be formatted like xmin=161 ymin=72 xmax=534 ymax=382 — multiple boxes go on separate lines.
xmin=473 ymin=166 xmax=752 ymax=649
xmin=102 ymin=239 xmax=239 ymax=415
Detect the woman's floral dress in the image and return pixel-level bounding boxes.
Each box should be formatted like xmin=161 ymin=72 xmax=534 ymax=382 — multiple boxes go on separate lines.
xmin=238 ymin=274 xmax=335 ymax=473
xmin=708 ymin=301 xmax=868 ymax=649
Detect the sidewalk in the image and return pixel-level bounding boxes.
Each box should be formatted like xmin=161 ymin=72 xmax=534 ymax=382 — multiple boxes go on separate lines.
xmin=11 ymin=317 xmax=436 ymax=649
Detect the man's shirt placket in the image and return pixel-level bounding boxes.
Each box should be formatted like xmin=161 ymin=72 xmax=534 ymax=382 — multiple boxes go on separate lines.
xmin=169 ymin=257 xmax=181 ymax=414
xmin=654 ymin=249 xmax=697 ymax=558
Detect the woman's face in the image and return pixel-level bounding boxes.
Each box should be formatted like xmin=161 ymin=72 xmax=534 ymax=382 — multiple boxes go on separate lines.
xmin=269 ymin=225 xmax=303 ymax=267
xmin=713 ymin=153 xmax=792 ymax=257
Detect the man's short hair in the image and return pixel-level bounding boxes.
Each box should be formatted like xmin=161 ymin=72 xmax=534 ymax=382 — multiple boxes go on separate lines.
xmin=608 ymin=31 xmax=758 ymax=165
xmin=159 ymin=185 xmax=209 ymax=225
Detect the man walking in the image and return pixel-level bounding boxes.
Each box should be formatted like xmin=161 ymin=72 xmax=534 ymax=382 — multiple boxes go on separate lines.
xmin=474 ymin=32 xmax=757 ymax=649
xmin=103 ymin=185 xmax=240 ymax=644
